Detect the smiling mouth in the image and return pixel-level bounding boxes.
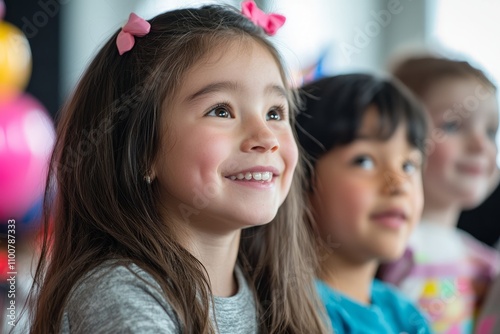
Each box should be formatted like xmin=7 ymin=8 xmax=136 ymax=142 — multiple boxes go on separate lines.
xmin=371 ymin=210 xmax=406 ymax=219
xmin=457 ymin=165 xmax=485 ymax=176
xmin=225 ymin=171 xmax=273 ymax=182
xmin=370 ymin=209 xmax=407 ymax=228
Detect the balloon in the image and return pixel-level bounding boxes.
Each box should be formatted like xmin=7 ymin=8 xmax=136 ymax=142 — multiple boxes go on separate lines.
xmin=0 ymin=249 xmax=8 ymax=281
xmin=0 ymin=94 xmax=55 ymax=219
xmin=0 ymin=21 xmax=32 ymax=103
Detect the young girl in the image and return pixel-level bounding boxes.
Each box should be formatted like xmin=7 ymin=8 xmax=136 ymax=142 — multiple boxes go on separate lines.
xmin=295 ymin=73 xmax=432 ymax=333
xmin=27 ymin=3 xmax=327 ymax=333
xmin=380 ymin=56 xmax=500 ymax=333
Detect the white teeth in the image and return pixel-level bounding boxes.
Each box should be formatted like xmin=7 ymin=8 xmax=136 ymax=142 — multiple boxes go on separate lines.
xmin=228 ymin=171 xmax=274 ymax=182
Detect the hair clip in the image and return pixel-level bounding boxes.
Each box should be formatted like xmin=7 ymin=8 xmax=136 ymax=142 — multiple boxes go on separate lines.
xmin=116 ymin=13 xmax=151 ymax=55
xmin=241 ymin=0 xmax=285 ymax=36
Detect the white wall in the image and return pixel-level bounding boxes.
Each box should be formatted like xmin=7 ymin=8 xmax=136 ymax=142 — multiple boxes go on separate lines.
xmin=428 ymin=0 xmax=500 ymax=162
xmin=60 ymin=0 xmax=498 ymax=108
xmin=271 ymin=0 xmax=430 ymax=82
xmin=60 ymin=0 xmax=138 ymax=100
xmin=60 ymin=0 xmax=391 ymax=98
xmin=60 ymin=0 xmax=239 ymax=100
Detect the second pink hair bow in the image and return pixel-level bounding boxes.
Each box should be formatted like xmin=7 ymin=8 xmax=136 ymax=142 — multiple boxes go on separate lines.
xmin=116 ymin=13 xmax=151 ymax=55
xmin=241 ymin=0 xmax=285 ymax=36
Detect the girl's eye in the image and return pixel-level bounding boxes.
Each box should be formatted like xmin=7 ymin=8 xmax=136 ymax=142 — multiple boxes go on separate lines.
xmin=353 ymin=155 xmax=374 ymax=170
xmin=206 ymin=104 xmax=232 ymax=118
xmin=441 ymin=121 xmax=460 ymax=133
xmin=266 ymin=106 xmax=286 ymax=121
xmin=402 ymin=161 xmax=418 ymax=175
xmin=487 ymin=127 xmax=497 ymax=141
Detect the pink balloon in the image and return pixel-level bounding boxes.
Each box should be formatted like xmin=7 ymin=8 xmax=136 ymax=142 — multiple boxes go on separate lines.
xmin=0 ymin=93 xmax=55 ymax=219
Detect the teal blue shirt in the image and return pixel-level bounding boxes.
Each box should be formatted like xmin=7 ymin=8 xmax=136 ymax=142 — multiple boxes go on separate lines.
xmin=316 ymin=279 xmax=432 ymax=334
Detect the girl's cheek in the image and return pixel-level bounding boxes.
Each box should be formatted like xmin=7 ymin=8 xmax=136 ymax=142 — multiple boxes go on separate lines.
xmin=281 ymin=133 xmax=299 ymax=167
xmin=427 ymin=141 xmax=456 ymax=170
xmin=412 ymin=179 xmax=425 ymax=223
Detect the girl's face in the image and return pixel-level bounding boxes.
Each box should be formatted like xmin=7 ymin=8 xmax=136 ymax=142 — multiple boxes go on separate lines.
xmin=310 ymin=106 xmax=424 ymax=263
xmin=153 ymin=39 xmax=298 ymax=233
xmin=423 ymin=77 xmax=498 ymax=209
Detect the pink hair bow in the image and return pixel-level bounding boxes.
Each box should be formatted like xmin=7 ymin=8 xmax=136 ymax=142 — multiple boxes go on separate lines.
xmin=116 ymin=13 xmax=151 ymax=55
xmin=241 ymin=0 xmax=285 ymax=36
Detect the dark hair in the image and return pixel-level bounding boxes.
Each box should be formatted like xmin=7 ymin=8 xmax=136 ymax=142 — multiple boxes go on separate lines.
xmin=28 ymin=4 xmax=327 ymax=334
xmin=391 ymin=56 xmax=497 ymax=99
xmin=296 ymin=74 xmax=428 ymax=166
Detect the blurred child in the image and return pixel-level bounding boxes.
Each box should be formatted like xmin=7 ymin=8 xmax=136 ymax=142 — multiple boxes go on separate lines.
xmin=380 ymin=55 xmax=500 ymax=334
xmin=296 ymin=73 xmax=432 ymax=333
xmin=26 ymin=3 xmax=328 ymax=333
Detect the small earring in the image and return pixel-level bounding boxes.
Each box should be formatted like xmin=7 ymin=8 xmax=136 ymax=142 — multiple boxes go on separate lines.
xmin=144 ymin=175 xmax=152 ymax=184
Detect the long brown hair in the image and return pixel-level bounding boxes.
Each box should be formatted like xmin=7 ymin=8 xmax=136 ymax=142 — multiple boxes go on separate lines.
xmin=28 ymin=4 xmax=327 ymax=333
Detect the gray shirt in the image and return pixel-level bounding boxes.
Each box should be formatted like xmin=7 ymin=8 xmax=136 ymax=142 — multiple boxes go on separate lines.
xmin=61 ymin=262 xmax=258 ymax=333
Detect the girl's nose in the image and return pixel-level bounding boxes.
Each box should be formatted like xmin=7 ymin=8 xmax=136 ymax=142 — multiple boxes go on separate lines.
xmin=466 ymin=129 xmax=489 ymax=154
xmin=240 ymin=120 xmax=279 ymax=153
xmin=381 ymin=169 xmax=409 ymax=196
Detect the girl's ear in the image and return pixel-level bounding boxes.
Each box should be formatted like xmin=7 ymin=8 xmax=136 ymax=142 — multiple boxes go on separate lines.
xmin=146 ymin=160 xmax=157 ymax=184
xmin=148 ymin=169 xmax=156 ymax=184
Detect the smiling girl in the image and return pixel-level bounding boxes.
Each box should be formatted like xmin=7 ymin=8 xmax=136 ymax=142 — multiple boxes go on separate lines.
xmin=296 ymin=73 xmax=431 ymax=334
xmin=27 ymin=3 xmax=327 ymax=333
xmin=381 ymin=56 xmax=500 ymax=334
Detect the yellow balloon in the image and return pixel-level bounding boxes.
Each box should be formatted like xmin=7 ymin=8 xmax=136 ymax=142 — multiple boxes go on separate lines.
xmin=0 ymin=21 xmax=32 ymax=103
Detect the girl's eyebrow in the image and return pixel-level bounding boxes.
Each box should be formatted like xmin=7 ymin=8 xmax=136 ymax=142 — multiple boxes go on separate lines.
xmin=185 ymin=81 xmax=287 ymax=102
xmin=186 ymin=81 xmax=239 ymax=102
xmin=266 ymin=84 xmax=287 ymax=98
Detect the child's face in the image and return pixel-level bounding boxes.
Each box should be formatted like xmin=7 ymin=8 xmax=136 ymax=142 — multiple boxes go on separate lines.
xmin=310 ymin=106 xmax=424 ymax=263
xmin=153 ymin=39 xmax=298 ymax=231
xmin=422 ymin=77 xmax=498 ymax=209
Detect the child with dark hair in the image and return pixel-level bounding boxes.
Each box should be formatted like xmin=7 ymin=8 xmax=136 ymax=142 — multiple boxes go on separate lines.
xmin=296 ymin=73 xmax=432 ymax=333
xmin=26 ymin=2 xmax=328 ymax=333
xmin=380 ymin=55 xmax=500 ymax=333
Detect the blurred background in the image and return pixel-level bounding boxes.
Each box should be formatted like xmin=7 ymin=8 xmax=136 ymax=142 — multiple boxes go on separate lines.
xmin=5 ymin=0 xmax=500 ymax=117
xmin=1 ymin=0 xmax=500 ymax=329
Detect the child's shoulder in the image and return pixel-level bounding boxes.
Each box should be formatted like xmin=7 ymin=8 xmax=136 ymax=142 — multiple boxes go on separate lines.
xmin=315 ymin=279 xmax=431 ymax=333
xmin=62 ymin=260 xmax=179 ymax=334
xmin=67 ymin=260 xmax=162 ymax=298
xmin=316 ymin=278 xmax=421 ymax=311
xmin=372 ymin=279 xmax=431 ymax=331
xmin=372 ymin=278 xmax=421 ymax=309
xmin=458 ymin=229 xmax=500 ymax=274
xmin=459 ymin=229 xmax=500 ymax=257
